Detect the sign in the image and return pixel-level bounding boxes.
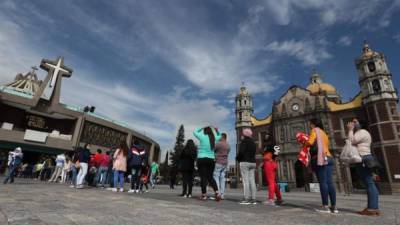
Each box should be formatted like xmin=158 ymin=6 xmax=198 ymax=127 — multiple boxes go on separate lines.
xmin=24 ymin=129 xmax=48 ymax=143
xmin=394 ymin=174 xmax=400 ymax=179
xmin=309 ymin=183 xmax=320 ymax=193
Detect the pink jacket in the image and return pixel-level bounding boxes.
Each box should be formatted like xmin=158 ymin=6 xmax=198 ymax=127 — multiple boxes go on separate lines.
xmin=113 ymin=149 xmax=127 ymax=172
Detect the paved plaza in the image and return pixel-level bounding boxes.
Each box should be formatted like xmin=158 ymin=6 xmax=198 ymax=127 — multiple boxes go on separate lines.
xmin=0 ymin=179 xmax=399 ymax=225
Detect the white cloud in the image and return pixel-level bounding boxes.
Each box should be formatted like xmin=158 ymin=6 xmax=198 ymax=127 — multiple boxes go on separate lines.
xmin=379 ymin=0 xmax=400 ymax=27
xmin=338 ymin=36 xmax=352 ymax=46
xmin=394 ymin=34 xmax=400 ymax=43
xmin=264 ymin=39 xmax=332 ymax=65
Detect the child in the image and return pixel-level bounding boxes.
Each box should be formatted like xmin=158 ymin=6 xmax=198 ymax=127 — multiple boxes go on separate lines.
xmin=139 ymin=165 xmax=150 ymax=193
xmin=263 ymin=145 xmax=283 ymax=206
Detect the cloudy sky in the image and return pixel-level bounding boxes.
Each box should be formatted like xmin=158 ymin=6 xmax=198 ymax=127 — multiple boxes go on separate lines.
xmin=1 ymin=0 xmax=399 ymax=163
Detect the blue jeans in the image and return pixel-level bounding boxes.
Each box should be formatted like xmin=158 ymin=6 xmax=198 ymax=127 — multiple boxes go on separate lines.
xmin=213 ymin=163 xmax=227 ymax=197
xmin=113 ymin=170 xmax=125 ymax=189
xmin=150 ymin=173 xmax=157 ymax=187
xmin=3 ymin=164 xmax=19 ymax=184
xmin=131 ymin=166 xmax=142 ymax=190
xmin=313 ymin=157 xmax=336 ymax=206
xmin=96 ymin=166 xmax=108 ymax=187
xmin=356 ymin=155 xmax=379 ymax=209
xmin=71 ymin=165 xmax=78 ymax=186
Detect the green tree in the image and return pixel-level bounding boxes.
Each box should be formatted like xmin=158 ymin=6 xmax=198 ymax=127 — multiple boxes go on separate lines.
xmin=170 ymin=125 xmax=185 ymax=168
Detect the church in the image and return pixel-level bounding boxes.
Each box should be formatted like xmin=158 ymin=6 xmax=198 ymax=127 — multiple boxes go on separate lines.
xmin=0 ymin=57 xmax=160 ymax=164
xmin=235 ymin=42 xmax=400 ymax=194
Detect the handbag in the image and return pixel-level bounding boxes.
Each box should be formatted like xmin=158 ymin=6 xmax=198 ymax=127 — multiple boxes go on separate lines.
xmin=340 ymin=140 xmax=362 ymax=164
xmin=363 ymin=155 xmax=381 ymax=169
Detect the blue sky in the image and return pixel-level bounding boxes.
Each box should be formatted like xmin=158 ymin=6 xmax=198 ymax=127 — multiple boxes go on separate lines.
xmin=1 ymin=0 xmax=399 ymax=164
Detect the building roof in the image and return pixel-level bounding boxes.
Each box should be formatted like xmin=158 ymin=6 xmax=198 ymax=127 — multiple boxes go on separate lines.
xmin=306 ymin=71 xmax=338 ymax=95
xmin=327 ymin=92 xmax=363 ymax=112
xmin=251 ymin=114 xmax=272 ymax=126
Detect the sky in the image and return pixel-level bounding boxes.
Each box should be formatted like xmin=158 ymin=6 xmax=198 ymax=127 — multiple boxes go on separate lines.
xmin=0 ymin=0 xmax=400 ymax=164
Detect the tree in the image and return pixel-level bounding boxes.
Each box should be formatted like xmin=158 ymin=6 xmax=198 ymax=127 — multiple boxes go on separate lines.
xmin=159 ymin=151 xmax=170 ymax=182
xmin=170 ymin=124 xmax=185 ymax=168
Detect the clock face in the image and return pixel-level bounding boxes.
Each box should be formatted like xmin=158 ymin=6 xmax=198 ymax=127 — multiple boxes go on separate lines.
xmin=292 ymin=103 xmax=299 ymax=111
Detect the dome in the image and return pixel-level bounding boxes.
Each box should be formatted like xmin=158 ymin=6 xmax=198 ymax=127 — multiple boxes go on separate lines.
xmin=306 ymin=70 xmax=337 ymax=95
xmin=306 ymin=83 xmax=337 ymax=94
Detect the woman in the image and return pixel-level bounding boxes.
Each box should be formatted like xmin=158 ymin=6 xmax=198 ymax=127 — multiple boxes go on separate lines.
xmin=76 ymin=145 xmax=91 ymax=189
xmin=347 ymin=119 xmax=380 ymax=216
xmin=179 ymin=139 xmax=197 ymax=198
xmin=49 ymin=154 xmax=65 ymax=182
xmin=304 ymin=118 xmax=338 ymax=214
xmin=236 ymin=128 xmax=257 ymax=205
xmin=193 ymin=126 xmax=222 ymax=201
xmin=113 ymin=143 xmax=128 ymax=192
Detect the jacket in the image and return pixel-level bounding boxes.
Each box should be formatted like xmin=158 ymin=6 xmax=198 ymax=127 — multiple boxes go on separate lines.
xmin=128 ymin=145 xmax=146 ymax=167
xmin=193 ymin=127 xmax=222 ymax=159
xmin=215 ymin=140 xmax=230 ymax=165
xmin=236 ymin=136 xmax=256 ymax=163
xmin=179 ymin=147 xmax=196 ymax=171
xmin=348 ymin=129 xmax=371 ymax=156
xmin=113 ymin=148 xmax=127 ymax=172
xmin=78 ymin=148 xmax=91 ymax=163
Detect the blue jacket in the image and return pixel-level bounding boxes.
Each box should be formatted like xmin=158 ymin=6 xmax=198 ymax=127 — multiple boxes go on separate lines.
xmin=193 ymin=128 xmax=222 ymax=159
xmin=128 ymin=145 xmax=146 ymax=167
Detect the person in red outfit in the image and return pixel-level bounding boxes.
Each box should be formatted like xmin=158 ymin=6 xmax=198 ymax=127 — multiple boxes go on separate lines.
xmin=263 ymin=146 xmax=283 ymax=206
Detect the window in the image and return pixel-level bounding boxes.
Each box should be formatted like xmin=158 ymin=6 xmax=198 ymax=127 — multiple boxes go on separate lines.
xmin=244 ymin=100 xmax=247 ymax=105
xmin=367 ymin=61 xmax=376 ymax=72
xmin=239 ymin=112 xmax=242 ymax=121
xmin=372 ymin=79 xmax=381 ymax=93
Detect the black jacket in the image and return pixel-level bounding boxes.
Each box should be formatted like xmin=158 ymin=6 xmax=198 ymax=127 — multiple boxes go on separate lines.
xmin=179 ymin=147 xmax=197 ymax=171
xmin=236 ymin=137 xmax=256 ymax=163
xmin=79 ymin=148 xmax=91 ymax=163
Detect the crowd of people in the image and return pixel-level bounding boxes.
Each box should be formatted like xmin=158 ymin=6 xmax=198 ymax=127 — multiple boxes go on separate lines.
xmin=0 ymin=117 xmax=381 ymax=216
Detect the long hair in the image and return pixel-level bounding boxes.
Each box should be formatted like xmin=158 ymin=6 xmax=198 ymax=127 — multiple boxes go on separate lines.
xmin=203 ymin=127 xmax=216 ymax=150
xmin=119 ymin=142 xmax=128 ymax=156
xmin=184 ymin=139 xmax=197 ymax=154
xmin=309 ymin=118 xmax=324 ymax=130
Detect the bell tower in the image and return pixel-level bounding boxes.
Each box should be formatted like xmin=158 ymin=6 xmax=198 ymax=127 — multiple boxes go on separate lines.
xmin=355 ymin=41 xmax=400 ymax=193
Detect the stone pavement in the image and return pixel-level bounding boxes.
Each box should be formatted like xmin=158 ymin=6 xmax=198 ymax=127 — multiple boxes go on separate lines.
xmin=0 ymin=179 xmax=399 ymax=225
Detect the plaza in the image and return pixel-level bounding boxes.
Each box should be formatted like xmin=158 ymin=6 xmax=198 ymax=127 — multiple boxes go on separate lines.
xmin=0 ymin=179 xmax=399 ymax=225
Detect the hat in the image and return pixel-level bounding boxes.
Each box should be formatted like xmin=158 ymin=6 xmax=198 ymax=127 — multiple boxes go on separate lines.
xmin=242 ymin=128 xmax=253 ymax=137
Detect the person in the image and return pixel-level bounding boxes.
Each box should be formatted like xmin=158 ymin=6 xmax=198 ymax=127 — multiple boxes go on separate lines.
xmin=61 ymin=157 xmax=72 ymax=183
xmin=106 ymin=149 xmax=115 ymax=188
xmin=128 ymin=140 xmax=146 ymax=193
xmin=112 ymin=143 xmax=128 ymax=192
xmin=139 ymin=165 xmax=150 ymax=193
xmin=150 ymin=161 xmax=159 ymax=189
xmin=3 ymin=147 xmax=23 ymax=184
xmin=262 ymin=147 xmax=283 ymax=206
xmin=304 ymin=118 xmax=338 ymax=214
xmin=179 ymin=139 xmax=197 ymax=198
xmin=169 ymin=166 xmax=177 ymax=189
xmin=193 ymin=126 xmax=222 ymax=201
xmin=236 ymin=128 xmax=257 ymax=205
xmin=76 ymin=144 xmax=91 ymax=189
xmin=96 ymin=151 xmax=110 ymax=188
xmin=70 ymin=149 xmax=80 ymax=188
xmin=213 ymin=133 xmax=230 ymax=200
xmin=49 ymin=154 xmax=66 ymax=182
xmin=347 ymin=118 xmax=380 ymax=216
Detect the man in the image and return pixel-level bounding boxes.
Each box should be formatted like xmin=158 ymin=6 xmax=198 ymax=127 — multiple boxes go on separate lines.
xmin=213 ymin=133 xmax=230 ymax=199
xmin=3 ymin=147 xmax=23 ymax=184
xmin=150 ymin=161 xmax=159 ymax=189
xmin=76 ymin=144 xmax=91 ymax=189
xmin=96 ymin=151 xmax=110 ymax=188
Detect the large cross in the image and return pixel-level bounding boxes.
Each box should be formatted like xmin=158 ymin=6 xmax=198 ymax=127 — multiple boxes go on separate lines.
xmin=39 ymin=57 xmax=73 ymax=101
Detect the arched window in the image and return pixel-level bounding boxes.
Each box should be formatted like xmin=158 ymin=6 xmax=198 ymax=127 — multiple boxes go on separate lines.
xmin=244 ymin=100 xmax=247 ymax=105
xmin=367 ymin=61 xmax=376 ymax=72
xmin=372 ymin=79 xmax=381 ymax=93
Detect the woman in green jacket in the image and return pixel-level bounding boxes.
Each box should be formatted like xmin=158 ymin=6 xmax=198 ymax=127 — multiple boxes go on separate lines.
xmin=193 ymin=126 xmax=222 ymax=201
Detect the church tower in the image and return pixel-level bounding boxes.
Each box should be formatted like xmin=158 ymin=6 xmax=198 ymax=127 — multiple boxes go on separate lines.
xmin=355 ymin=41 xmax=400 ymax=193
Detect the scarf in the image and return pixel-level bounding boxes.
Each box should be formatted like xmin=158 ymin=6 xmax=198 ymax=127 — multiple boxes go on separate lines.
xmin=315 ymin=128 xmax=328 ymax=166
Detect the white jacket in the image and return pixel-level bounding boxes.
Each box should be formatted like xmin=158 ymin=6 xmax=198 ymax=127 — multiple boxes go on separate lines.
xmin=348 ymin=129 xmax=372 ymax=156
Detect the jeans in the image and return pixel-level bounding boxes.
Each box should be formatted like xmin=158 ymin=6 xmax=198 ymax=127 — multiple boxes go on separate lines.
xmin=213 ymin=163 xmax=227 ymax=197
xmin=182 ymin=170 xmax=194 ymax=196
xmin=150 ymin=173 xmax=157 ymax=187
xmin=197 ymin=158 xmax=218 ymax=194
xmin=240 ymin=162 xmax=257 ymax=201
xmin=113 ymin=170 xmax=125 ymax=189
xmin=49 ymin=166 xmax=63 ymax=182
xmin=96 ymin=166 xmax=108 ymax=187
xmin=3 ymin=164 xmax=19 ymax=184
xmin=313 ymin=157 xmax=336 ymax=206
xmin=131 ymin=166 xmax=142 ymax=190
xmin=71 ymin=165 xmax=78 ymax=186
xmin=76 ymin=163 xmax=88 ymax=186
xmin=356 ymin=155 xmax=379 ymax=209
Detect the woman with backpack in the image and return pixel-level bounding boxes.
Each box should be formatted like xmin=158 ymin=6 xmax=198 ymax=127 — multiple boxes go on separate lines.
xmin=193 ymin=126 xmax=222 ymax=201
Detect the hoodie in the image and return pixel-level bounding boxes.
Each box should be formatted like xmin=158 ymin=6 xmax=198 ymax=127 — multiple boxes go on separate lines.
xmin=128 ymin=144 xmax=146 ymax=167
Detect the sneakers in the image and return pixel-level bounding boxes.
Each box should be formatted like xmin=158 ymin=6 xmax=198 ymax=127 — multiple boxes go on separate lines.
xmin=215 ymin=194 xmax=222 ymax=202
xmin=315 ymin=206 xmax=331 ymax=214
xmin=208 ymin=196 xmax=215 ymax=200
xmin=128 ymin=189 xmax=135 ymax=193
xmin=239 ymin=200 xmax=252 ymax=205
xmin=111 ymin=188 xmax=118 ymax=192
xmin=135 ymin=189 xmax=139 ymax=194
xmin=69 ymin=185 xmax=75 ymax=188
xmin=331 ymin=207 xmax=339 ymax=214
xmin=119 ymin=188 xmax=124 ymax=192
xmin=251 ymin=200 xmax=257 ymax=205
xmin=75 ymin=185 xmax=84 ymax=189
xmin=275 ymin=199 xmax=284 ymax=205
xmin=187 ymin=194 xmax=192 ymax=198
xmin=263 ymin=200 xmax=276 ymax=206
xmin=199 ymin=195 xmax=207 ymax=201
xmin=358 ymin=208 xmax=380 ymax=216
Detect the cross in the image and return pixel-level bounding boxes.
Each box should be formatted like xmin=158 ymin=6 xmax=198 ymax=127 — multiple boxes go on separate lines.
xmin=40 ymin=57 xmax=73 ymax=88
